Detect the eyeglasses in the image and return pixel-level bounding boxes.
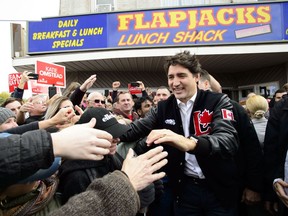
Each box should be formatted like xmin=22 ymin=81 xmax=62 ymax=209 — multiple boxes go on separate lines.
xmin=92 ymin=99 xmax=105 ymax=104
xmin=33 ymin=101 xmax=46 ymax=105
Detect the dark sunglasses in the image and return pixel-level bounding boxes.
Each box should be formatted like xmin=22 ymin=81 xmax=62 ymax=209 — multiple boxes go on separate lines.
xmin=93 ymin=99 xmax=105 ymax=104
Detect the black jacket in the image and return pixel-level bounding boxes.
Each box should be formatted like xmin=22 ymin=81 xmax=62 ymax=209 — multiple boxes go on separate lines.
xmin=230 ymin=100 xmax=264 ymax=193
xmin=264 ymin=96 xmax=288 ymax=201
xmin=121 ymin=90 xmax=239 ymax=207
xmin=4 ymin=121 xmax=39 ymax=134
xmin=0 ymin=130 xmax=54 ymax=189
xmin=58 ymin=153 xmax=123 ymax=204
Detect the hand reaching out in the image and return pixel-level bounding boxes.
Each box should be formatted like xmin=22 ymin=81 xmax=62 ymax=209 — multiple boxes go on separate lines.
xmin=51 ymin=118 xmax=112 ymax=160
xmin=274 ymin=179 xmax=288 ymax=207
xmin=121 ymin=146 xmax=168 ymax=191
xmin=80 ymin=74 xmax=97 ymax=92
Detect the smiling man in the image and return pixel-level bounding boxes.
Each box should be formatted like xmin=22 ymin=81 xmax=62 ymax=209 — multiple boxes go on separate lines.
xmin=121 ymin=51 xmax=239 ymax=216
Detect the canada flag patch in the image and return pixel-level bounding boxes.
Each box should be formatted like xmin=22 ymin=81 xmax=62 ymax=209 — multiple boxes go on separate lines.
xmin=221 ymin=109 xmax=234 ymax=120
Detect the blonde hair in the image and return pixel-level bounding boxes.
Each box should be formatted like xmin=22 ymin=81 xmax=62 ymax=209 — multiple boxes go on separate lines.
xmin=246 ymin=95 xmax=268 ymax=119
xmin=45 ymin=96 xmax=70 ymax=120
xmin=62 ymin=82 xmax=81 ymax=97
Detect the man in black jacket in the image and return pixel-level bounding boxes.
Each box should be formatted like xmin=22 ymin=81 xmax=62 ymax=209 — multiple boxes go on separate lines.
xmin=199 ymin=69 xmax=266 ymax=216
xmin=121 ymin=51 xmax=239 ymax=215
xmin=264 ymin=96 xmax=288 ymax=216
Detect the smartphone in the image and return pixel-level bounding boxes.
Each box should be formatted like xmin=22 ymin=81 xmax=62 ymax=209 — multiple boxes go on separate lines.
xmin=29 ymin=73 xmax=39 ymax=80
xmin=130 ymin=82 xmax=140 ymax=87
xmin=104 ymin=89 xmax=110 ymax=97
xmin=48 ymin=86 xmax=57 ymax=99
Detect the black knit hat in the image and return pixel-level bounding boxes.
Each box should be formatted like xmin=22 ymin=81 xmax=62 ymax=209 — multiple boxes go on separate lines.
xmin=0 ymin=107 xmax=16 ymax=125
xmin=77 ymin=107 xmax=130 ymax=138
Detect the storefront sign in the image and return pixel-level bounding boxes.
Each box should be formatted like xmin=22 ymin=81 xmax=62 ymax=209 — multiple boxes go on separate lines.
xmin=28 ymin=2 xmax=287 ymax=53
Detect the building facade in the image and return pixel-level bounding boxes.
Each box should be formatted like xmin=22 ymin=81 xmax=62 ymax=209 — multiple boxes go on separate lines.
xmin=11 ymin=0 xmax=288 ymax=101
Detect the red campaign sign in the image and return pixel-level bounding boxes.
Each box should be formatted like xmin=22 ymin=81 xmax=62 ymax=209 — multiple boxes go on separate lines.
xmin=30 ymin=80 xmax=48 ymax=94
xmin=8 ymin=73 xmax=28 ymax=93
xmin=30 ymin=80 xmax=62 ymax=95
xmin=36 ymin=61 xmax=66 ymax=88
xmin=128 ymin=83 xmax=142 ymax=95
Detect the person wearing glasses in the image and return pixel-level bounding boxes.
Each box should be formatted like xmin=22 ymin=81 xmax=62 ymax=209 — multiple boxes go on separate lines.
xmin=23 ymin=94 xmax=48 ymax=124
xmin=87 ymin=92 xmax=106 ymax=108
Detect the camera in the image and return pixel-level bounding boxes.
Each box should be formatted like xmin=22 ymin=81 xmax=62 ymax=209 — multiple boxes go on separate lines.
xmin=29 ymin=73 xmax=39 ymax=80
xmin=129 ymin=82 xmax=140 ymax=87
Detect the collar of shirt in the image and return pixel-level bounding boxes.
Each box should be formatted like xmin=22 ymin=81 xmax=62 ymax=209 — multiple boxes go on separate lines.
xmin=176 ymin=91 xmax=197 ymax=136
xmin=176 ymin=91 xmax=197 ymax=108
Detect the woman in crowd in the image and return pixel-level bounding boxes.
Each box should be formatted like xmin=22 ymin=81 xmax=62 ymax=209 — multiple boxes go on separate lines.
xmin=45 ymin=96 xmax=82 ymax=130
xmin=246 ymin=95 xmax=269 ymax=150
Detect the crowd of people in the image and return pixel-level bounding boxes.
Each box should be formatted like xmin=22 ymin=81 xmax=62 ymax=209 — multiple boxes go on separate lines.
xmin=1 ymin=50 xmax=288 ymax=216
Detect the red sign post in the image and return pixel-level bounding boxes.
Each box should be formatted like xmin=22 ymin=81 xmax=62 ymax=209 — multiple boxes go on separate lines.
xmin=36 ymin=61 xmax=66 ymax=88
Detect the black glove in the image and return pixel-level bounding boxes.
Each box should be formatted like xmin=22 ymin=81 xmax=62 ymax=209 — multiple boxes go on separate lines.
xmin=137 ymin=183 xmax=155 ymax=208
xmin=154 ymin=179 xmax=164 ymax=202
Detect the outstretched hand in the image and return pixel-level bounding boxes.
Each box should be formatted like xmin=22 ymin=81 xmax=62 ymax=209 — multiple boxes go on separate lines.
xmin=121 ymin=146 xmax=168 ymax=191
xmin=274 ymin=180 xmax=288 ymax=207
xmin=80 ymin=74 xmax=97 ymax=91
xmin=51 ymin=118 xmax=112 ymax=160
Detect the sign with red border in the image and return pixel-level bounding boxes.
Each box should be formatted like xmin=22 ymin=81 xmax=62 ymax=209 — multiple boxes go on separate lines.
xmin=8 ymin=73 xmax=28 ymax=93
xmin=36 ymin=61 xmax=66 ymax=88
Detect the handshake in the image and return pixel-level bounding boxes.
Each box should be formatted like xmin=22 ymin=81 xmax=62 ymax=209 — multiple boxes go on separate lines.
xmin=52 ymin=117 xmax=168 ymax=191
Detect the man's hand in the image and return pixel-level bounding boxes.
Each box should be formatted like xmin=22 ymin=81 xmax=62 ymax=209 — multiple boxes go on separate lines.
xmin=71 ymin=105 xmax=84 ymax=124
xmin=274 ymin=180 xmax=288 ymax=207
xmin=146 ymin=129 xmax=197 ymax=152
xmin=264 ymin=201 xmax=278 ymax=216
xmin=136 ymin=81 xmax=145 ymax=91
xmin=80 ymin=74 xmax=97 ymax=92
xmin=18 ymin=71 xmax=32 ymax=89
xmin=241 ymin=188 xmax=261 ymax=205
xmin=50 ymin=107 xmax=76 ymax=126
xmin=122 ymin=146 xmax=168 ymax=191
xmin=19 ymin=102 xmax=34 ymax=113
xmin=51 ymin=118 xmax=111 ymax=160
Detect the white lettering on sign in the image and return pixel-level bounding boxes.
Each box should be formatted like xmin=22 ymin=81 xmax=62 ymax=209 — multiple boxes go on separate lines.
xmin=39 ymin=70 xmax=63 ymax=79
xmin=45 ymin=66 xmax=57 ymax=73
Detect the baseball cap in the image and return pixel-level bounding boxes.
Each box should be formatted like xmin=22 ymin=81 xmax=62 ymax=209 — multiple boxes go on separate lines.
xmin=0 ymin=107 xmax=16 ymax=125
xmin=77 ymin=107 xmax=130 ymax=138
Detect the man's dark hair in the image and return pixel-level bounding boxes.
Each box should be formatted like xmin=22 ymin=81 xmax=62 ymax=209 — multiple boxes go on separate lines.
xmin=114 ymin=91 xmax=132 ymax=103
xmin=1 ymin=97 xmax=23 ymax=107
xmin=134 ymin=96 xmax=153 ymax=112
xmin=282 ymin=83 xmax=288 ymax=92
xmin=274 ymin=88 xmax=287 ymax=97
xmin=164 ymin=50 xmax=202 ymax=75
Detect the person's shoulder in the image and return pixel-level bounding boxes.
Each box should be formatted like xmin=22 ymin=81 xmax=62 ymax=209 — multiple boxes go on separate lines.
xmin=273 ymin=96 xmax=288 ymax=111
xmin=198 ymin=89 xmax=227 ymax=101
xmin=157 ymin=94 xmax=175 ymax=105
xmin=59 ymin=159 xmax=105 ymax=175
xmin=229 ymin=99 xmax=246 ymax=111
